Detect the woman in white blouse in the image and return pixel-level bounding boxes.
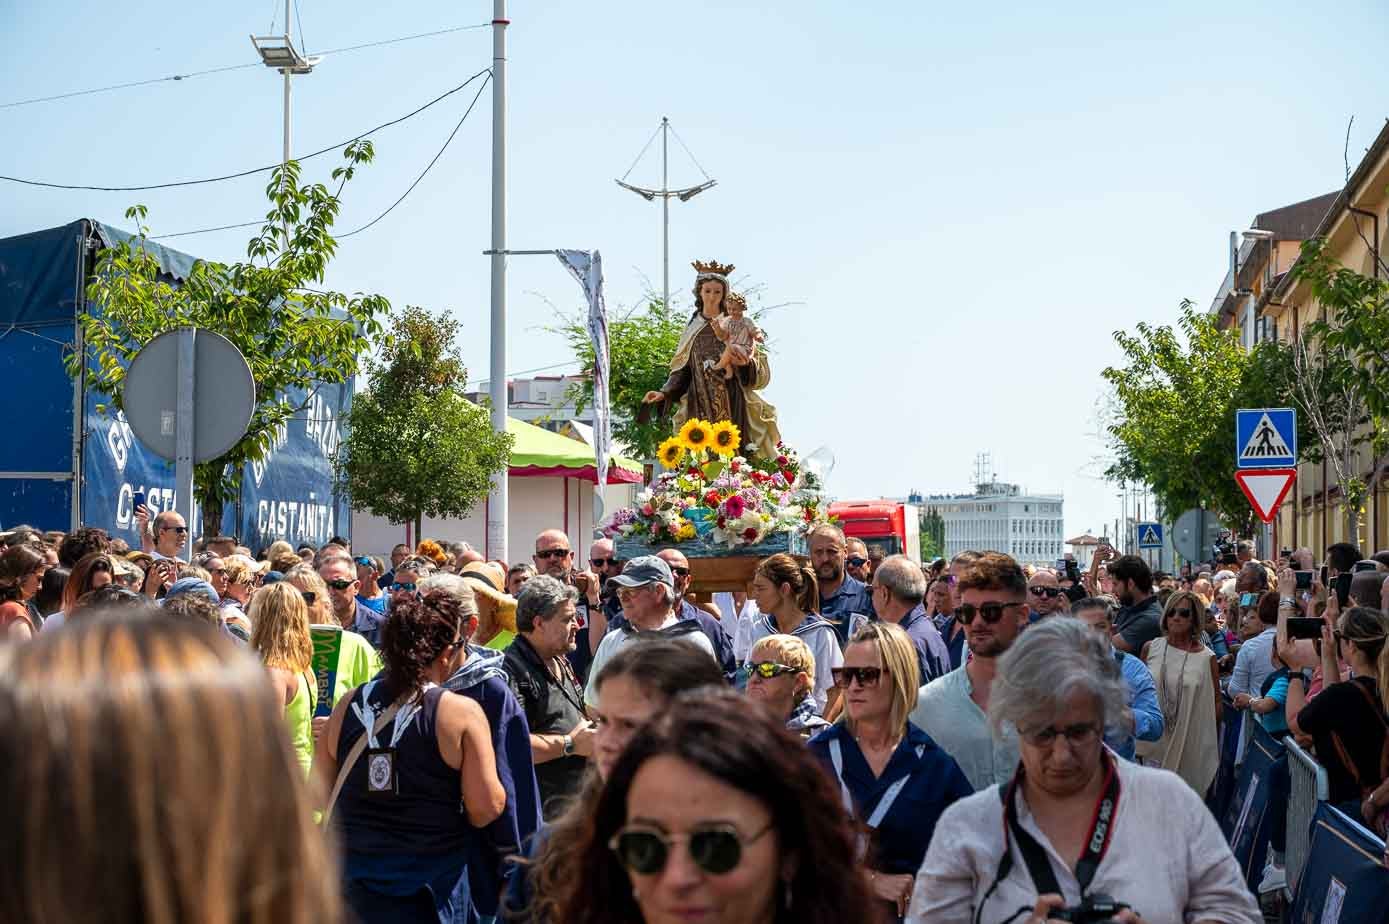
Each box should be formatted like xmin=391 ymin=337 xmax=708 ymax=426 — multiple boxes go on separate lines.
xmin=909 ymin=617 xmax=1259 ymax=924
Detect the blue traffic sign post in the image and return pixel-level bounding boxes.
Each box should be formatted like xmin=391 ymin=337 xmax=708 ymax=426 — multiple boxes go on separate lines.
xmin=1136 ymin=522 xmax=1164 ymax=549
xmin=1236 ymin=407 xmax=1298 ymax=559
xmin=1236 ymin=408 xmax=1297 ymax=469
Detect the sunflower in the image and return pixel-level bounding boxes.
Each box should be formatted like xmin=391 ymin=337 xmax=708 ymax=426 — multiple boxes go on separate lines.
xmin=657 ymin=436 xmax=686 ymax=469
xmin=709 ymin=421 xmax=741 ymax=457
xmin=679 ymin=418 xmax=713 ymax=452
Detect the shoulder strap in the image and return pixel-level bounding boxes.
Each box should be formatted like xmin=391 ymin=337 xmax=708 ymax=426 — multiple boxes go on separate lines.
xmin=323 ymin=690 xmax=403 ymax=824
xmin=1113 ymin=649 xmax=1125 ymax=665
xmin=1346 ymin=679 xmax=1389 ymax=784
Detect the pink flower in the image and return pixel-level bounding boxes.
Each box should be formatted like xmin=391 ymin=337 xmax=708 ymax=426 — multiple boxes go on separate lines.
xmin=722 ymin=494 xmax=747 ymax=519
xmin=642 ymin=504 xmax=654 ymax=516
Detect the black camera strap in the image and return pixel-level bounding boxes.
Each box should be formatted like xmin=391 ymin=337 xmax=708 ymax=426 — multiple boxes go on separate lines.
xmin=996 ymin=751 xmax=1122 ymax=900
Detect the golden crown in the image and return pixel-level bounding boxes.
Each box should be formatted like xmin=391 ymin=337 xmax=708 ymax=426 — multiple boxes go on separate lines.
xmin=692 ymin=259 xmax=735 ymax=277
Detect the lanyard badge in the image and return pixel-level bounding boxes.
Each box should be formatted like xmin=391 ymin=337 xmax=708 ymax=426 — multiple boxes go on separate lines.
xmin=366 ymin=746 xmax=398 ymax=796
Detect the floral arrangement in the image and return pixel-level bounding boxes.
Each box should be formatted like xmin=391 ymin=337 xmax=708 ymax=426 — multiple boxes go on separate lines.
xmin=602 ymin=418 xmax=829 ymax=549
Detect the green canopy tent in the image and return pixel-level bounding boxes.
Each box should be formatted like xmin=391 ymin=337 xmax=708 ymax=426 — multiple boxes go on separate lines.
xmin=505 ymin=416 xmax=643 ymax=484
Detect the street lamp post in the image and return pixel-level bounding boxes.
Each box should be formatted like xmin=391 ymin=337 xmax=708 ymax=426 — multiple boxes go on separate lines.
xmin=251 ymin=2 xmax=318 ymax=236
xmin=616 ymin=118 xmax=716 ymax=311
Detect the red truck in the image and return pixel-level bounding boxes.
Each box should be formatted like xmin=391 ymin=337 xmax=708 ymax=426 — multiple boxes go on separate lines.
xmin=829 ymin=500 xmax=922 ymax=565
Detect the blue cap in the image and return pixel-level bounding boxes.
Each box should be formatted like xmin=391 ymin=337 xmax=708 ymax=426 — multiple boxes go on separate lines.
xmin=609 ymin=555 xmax=674 ymax=589
xmin=262 ymin=571 xmax=286 ymax=585
xmin=164 ymin=577 xmax=220 ymax=605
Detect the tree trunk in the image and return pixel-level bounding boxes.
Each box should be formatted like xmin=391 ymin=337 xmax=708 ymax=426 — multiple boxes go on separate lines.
xmin=413 ymin=512 xmax=423 ymax=549
xmin=202 ymin=491 xmax=224 ymax=542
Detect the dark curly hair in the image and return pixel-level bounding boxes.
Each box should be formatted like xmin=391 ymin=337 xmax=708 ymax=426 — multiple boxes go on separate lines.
xmin=959 ymin=550 xmax=1028 ymax=598
xmin=380 ymin=591 xmax=466 ymax=699
xmin=549 ymin=688 xmax=881 ymax=924
xmin=57 ymin=527 xmax=110 ymax=569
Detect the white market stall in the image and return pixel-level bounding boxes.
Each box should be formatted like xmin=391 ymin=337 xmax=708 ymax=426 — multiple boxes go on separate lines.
xmin=352 ymin=416 xmax=644 ymax=563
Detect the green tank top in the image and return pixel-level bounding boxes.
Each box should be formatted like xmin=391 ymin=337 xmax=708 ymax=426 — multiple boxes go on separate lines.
xmin=284 ymin=671 xmax=316 ymax=777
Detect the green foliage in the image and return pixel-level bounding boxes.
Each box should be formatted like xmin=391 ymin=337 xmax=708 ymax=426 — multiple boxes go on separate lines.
xmin=920 ymin=507 xmax=945 ymax=562
xmin=335 ymin=306 xmax=512 ymax=537
xmin=556 ymin=296 xmax=688 ymax=460
xmin=68 ymin=143 xmax=390 ymax=536
xmin=1101 ymin=302 xmax=1302 ymax=534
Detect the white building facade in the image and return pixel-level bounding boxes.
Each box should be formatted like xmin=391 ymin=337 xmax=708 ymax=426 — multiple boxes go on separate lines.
xmin=936 ymin=482 xmax=1065 ymax=566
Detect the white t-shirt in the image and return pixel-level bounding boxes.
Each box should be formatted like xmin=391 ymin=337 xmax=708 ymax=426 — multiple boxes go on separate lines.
xmin=583 ymin=612 xmax=718 ymax=707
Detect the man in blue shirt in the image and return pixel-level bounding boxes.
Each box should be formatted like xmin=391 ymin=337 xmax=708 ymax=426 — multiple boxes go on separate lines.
xmin=1071 ymin=596 xmax=1163 ymax=760
xmin=865 ymin=554 xmax=950 ymax=683
xmin=604 ymin=548 xmax=736 ymax=680
xmin=809 ymin=523 xmax=874 ymax=647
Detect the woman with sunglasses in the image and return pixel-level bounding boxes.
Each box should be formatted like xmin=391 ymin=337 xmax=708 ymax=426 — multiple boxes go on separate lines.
xmin=315 ymin=588 xmax=507 ymax=923
xmin=809 ymin=622 xmax=972 ymax=921
xmin=910 ymin=617 xmax=1260 ymax=924
xmin=1134 ymin=590 xmax=1220 ymax=795
xmin=550 ymin=687 xmax=879 ymax=924
xmin=745 ymin=633 xmax=828 ymax=737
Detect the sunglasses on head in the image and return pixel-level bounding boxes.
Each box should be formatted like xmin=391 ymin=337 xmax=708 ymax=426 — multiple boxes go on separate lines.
xmin=1029 ymin=586 xmax=1062 ymax=598
xmin=846 ymin=556 xmax=868 ymax=567
xmin=830 ymin=666 xmax=884 ymax=688
xmin=747 ymin=660 xmax=799 ymax=679
xmin=609 ymin=823 xmax=772 ymax=876
xmin=390 ymin=582 xmax=416 ymax=593
xmin=536 ymin=548 xmax=572 ymax=560
xmin=325 ymin=578 xmax=355 ymax=591
xmin=957 ymin=601 xmax=1023 ymax=625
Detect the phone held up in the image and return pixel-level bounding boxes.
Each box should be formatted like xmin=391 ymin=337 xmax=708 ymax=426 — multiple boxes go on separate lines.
xmin=1286 ymin=617 xmax=1324 ymax=641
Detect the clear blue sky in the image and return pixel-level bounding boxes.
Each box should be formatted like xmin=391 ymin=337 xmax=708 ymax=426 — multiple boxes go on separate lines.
xmin=4 ymin=0 xmax=1389 ymax=542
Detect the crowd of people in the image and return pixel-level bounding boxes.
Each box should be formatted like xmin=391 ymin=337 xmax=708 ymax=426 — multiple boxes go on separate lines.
xmin=5 ymin=511 xmax=1389 ymax=923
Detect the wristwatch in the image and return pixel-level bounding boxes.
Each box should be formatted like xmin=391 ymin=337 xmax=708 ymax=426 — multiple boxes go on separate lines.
xmin=562 ymin=734 xmax=575 ymax=756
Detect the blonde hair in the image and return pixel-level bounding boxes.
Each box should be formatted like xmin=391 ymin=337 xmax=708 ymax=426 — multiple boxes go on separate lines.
xmin=0 ymin=614 xmax=338 ymax=924
xmin=263 ymin=540 xmax=294 ymax=562
xmin=223 ymin=555 xmax=257 ymax=588
xmin=249 ymin=583 xmax=313 ymax=673
xmin=844 ymin=621 xmax=919 ymax=733
xmin=284 ymin=565 xmax=331 ymax=625
xmin=749 ymin=633 xmax=816 ymax=704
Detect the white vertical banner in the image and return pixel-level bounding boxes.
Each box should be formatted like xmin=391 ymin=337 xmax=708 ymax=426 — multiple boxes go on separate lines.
xmin=555 ymin=250 xmax=610 ymax=515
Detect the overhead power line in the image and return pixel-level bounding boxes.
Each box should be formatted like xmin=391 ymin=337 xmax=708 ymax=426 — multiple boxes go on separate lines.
xmin=0 ymin=22 xmax=490 ymax=111
xmin=0 ymin=68 xmax=489 ymax=193
xmin=156 ymin=71 xmax=491 ymax=241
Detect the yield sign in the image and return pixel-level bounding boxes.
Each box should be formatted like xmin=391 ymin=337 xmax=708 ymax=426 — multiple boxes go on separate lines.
xmin=1234 ymin=468 xmax=1297 ymax=523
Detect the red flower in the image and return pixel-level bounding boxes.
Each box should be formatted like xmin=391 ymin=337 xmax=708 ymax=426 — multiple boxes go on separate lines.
xmin=729 ymin=461 xmax=741 ymax=473
xmin=641 ymin=504 xmax=654 ymax=516
xmin=776 ymin=455 xmax=789 ymax=466
xmin=717 ymin=516 xmax=727 ymax=528
xmin=742 ymin=527 xmax=760 ymax=542
xmin=704 ymin=490 xmax=721 ymax=506
xmin=781 ymin=469 xmax=795 ymax=483
xmin=803 ymin=509 xmax=815 ymax=522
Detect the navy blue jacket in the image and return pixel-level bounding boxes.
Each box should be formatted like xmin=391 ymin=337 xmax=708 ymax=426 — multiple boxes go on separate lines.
xmin=820 ymin=574 xmax=876 ymax=646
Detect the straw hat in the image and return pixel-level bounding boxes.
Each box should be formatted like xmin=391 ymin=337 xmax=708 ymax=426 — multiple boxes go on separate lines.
xmin=460 ymin=561 xmax=517 ymax=633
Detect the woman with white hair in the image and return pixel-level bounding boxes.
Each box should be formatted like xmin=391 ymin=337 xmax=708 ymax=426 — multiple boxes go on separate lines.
xmin=909 ymin=617 xmax=1260 ymax=924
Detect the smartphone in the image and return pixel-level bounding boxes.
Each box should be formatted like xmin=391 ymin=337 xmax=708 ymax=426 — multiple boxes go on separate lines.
xmin=1320 ymin=565 xmax=1329 ymax=587
xmin=1295 ymin=570 xmax=1313 ymax=591
xmin=132 ymin=490 xmax=147 ymax=513
xmin=1286 ymin=617 xmax=1324 ymax=641
xmin=1239 ymin=592 xmax=1260 ymax=608
xmin=1098 ymin=537 xmax=1110 ymax=549
xmin=1353 ymin=561 xmax=1379 ymax=573
xmin=1335 ymin=572 xmax=1353 ymax=608
xmin=1281 ymin=547 xmax=1293 ymax=560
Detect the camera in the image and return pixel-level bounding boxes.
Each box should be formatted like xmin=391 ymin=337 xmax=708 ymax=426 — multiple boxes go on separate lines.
xmin=1050 ymin=893 xmax=1132 ymax=923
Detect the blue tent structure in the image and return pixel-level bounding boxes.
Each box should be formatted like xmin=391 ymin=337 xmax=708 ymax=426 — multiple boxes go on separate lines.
xmin=0 ymin=219 xmax=351 ymax=552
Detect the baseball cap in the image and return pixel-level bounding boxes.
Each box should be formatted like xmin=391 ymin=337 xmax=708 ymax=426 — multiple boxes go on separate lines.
xmin=163 ymin=577 xmax=221 ymax=605
xmin=608 ymin=555 xmax=674 ymax=589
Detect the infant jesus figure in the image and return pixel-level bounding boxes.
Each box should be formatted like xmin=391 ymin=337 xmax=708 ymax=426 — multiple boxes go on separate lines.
xmin=710 ymin=292 xmax=764 ymax=380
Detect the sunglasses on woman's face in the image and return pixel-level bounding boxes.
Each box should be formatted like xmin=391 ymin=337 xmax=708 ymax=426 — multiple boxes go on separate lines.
xmin=1168 ymin=608 xmax=1194 ymax=619
xmin=608 ymin=823 xmax=772 ymax=876
xmin=746 ymin=661 xmax=798 ymax=680
xmin=830 ymin=666 xmax=885 ymax=688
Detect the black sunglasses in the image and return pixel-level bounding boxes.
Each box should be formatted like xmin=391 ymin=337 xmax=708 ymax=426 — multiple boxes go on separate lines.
xmin=957 ymin=601 xmax=1023 ymax=626
xmin=1168 ymin=607 xmax=1195 ymax=619
xmin=846 ymin=556 xmax=868 ymax=567
xmin=536 ymin=548 xmax=572 ymax=560
xmin=1029 ymin=586 xmax=1062 ymax=598
xmin=591 ymin=557 xmax=620 ymax=568
xmin=325 ymin=578 xmax=355 ymax=591
xmin=747 ymin=660 xmax=799 ymax=679
xmin=830 ymin=666 xmax=884 ymax=688
xmin=609 ymin=823 xmax=772 ymax=876
xmin=669 ymin=566 xmax=690 ymax=577
xmin=161 ymin=525 xmax=189 ymax=534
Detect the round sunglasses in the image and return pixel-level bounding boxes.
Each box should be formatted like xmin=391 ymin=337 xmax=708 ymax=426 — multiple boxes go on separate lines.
xmin=609 ymin=823 xmax=772 ymax=876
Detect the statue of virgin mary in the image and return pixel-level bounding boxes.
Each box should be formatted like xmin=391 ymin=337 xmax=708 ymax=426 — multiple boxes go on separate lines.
xmin=642 ymin=260 xmax=781 ymax=457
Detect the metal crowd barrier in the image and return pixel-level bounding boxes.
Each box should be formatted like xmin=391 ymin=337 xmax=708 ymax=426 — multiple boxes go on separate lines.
xmin=1284 ymin=737 xmax=1329 ymax=895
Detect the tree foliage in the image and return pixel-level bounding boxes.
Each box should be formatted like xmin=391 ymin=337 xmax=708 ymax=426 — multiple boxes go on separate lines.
xmin=335 ymin=306 xmax=512 ymax=538
xmin=557 ymin=296 xmax=688 ymax=461
xmin=68 ymin=143 xmax=390 ymax=536
xmin=920 ymin=506 xmax=945 ymax=562
xmin=1101 ymin=302 xmax=1304 ymax=533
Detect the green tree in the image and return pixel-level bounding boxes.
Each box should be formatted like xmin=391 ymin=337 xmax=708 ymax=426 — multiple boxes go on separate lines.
xmin=1101 ymin=302 xmax=1306 ymax=534
xmin=68 ymin=143 xmax=390 ymax=537
xmin=919 ymin=506 xmax=945 ymax=562
xmin=335 ymin=306 xmax=513 ymax=539
xmin=557 ymin=296 xmax=688 ymax=460
xmin=1290 ymin=238 xmax=1389 ymax=541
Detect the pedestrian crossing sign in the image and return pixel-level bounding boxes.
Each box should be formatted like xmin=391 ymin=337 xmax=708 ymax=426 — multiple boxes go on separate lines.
xmin=1136 ymin=522 xmax=1163 ymax=549
xmin=1236 ymin=408 xmax=1297 ymax=469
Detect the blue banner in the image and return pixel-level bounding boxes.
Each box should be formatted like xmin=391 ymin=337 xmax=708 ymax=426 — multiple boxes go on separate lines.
xmin=1226 ymin=723 xmax=1280 ymax=892
xmin=1290 ymin=803 xmax=1389 ymax=921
